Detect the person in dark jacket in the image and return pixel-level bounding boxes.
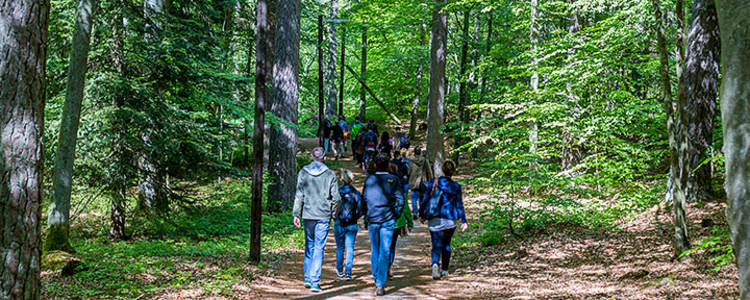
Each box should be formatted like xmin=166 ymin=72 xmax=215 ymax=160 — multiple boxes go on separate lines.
xmin=333 ymin=170 xmax=362 ymax=281
xmin=363 ymin=125 xmax=379 ymax=166
xmin=353 ymin=131 xmax=366 ymax=170
xmin=379 ymin=131 xmax=393 ymax=157
xmin=362 ymin=153 xmax=405 ymax=296
xmin=323 ymin=119 xmax=332 ymax=156
xmin=408 ymin=147 xmax=433 ymax=219
xmin=331 ymin=122 xmax=344 ymax=160
xmin=387 ymin=163 xmax=413 ymax=278
xmin=293 ymin=147 xmax=341 ymax=292
xmin=419 ymin=160 xmax=468 ymax=280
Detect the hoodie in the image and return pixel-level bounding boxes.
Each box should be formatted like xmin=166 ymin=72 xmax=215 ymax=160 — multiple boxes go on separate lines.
xmin=408 ymin=156 xmax=433 ymax=189
xmin=293 ymin=161 xmax=341 ymax=220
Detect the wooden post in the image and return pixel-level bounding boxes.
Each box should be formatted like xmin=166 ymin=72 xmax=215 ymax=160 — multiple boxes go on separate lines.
xmin=318 ymin=15 xmax=325 ymax=147
xmin=339 ymin=28 xmax=345 ymax=116
xmin=345 ymin=64 xmax=400 ymax=124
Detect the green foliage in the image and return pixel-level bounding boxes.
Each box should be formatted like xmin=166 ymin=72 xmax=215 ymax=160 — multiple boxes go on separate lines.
xmin=685 ymin=226 xmax=735 ymax=272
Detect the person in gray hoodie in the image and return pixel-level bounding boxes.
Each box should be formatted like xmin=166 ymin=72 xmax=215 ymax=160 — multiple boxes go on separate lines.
xmin=407 ymin=146 xmax=433 ymax=219
xmin=293 ymin=147 xmax=341 ymax=293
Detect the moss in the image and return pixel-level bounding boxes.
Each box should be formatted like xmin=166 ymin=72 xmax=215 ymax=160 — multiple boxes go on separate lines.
xmin=44 ymin=223 xmax=75 ymax=253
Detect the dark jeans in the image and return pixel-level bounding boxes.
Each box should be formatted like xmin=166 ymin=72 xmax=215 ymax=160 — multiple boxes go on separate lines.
xmin=303 ymin=220 xmax=330 ymax=287
xmin=430 ymin=227 xmax=456 ymax=271
xmin=389 ymin=227 xmax=403 ymax=269
xmin=411 ymin=190 xmax=423 ymax=217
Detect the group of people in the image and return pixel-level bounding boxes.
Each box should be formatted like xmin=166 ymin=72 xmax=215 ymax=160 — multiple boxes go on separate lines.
xmin=292 ymin=127 xmax=468 ymax=296
xmin=321 ymin=116 xmax=411 ymax=172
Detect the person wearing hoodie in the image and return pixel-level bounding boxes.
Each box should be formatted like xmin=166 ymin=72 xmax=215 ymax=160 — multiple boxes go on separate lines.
xmin=387 ymin=163 xmax=413 ymax=277
xmin=408 ymin=146 xmax=433 ymax=220
xmin=362 ymin=153 xmax=405 ymax=296
xmin=418 ymin=160 xmax=469 ymax=280
xmin=333 ymin=170 xmax=362 ymax=281
xmin=292 ymin=147 xmax=341 ymax=293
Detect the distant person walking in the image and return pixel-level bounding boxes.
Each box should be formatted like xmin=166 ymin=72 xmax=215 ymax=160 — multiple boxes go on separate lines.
xmin=363 ymin=125 xmax=379 ymax=167
xmin=338 ymin=115 xmax=350 ymax=154
xmin=387 ymin=163 xmax=413 ymax=277
xmin=379 ymin=131 xmax=393 ymax=157
xmin=350 ymin=117 xmax=363 ymax=156
xmin=408 ymin=147 xmax=433 ymax=220
xmin=393 ymin=126 xmax=410 ymax=152
xmin=334 ymin=170 xmax=362 ymax=281
xmin=362 ymin=153 xmax=405 ymax=296
xmin=293 ymin=147 xmax=342 ymax=292
xmin=353 ymin=130 xmax=366 ymax=169
xmin=322 ymin=119 xmax=333 ymax=156
xmin=331 ymin=121 xmax=344 ymax=159
xmin=368 ymin=118 xmax=379 ymax=135
xmin=419 ymin=160 xmax=468 ymax=280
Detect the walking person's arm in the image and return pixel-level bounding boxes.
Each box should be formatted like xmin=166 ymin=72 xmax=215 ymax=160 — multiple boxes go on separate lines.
xmin=361 ymin=180 xmax=369 ymax=229
xmin=393 ymin=179 xmax=405 ymax=220
xmin=292 ymin=172 xmax=306 ymax=228
xmin=329 ymin=174 xmax=341 ymax=219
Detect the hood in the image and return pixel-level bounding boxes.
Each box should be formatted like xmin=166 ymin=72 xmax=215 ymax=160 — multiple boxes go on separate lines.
xmin=303 ymin=161 xmax=330 ymax=177
xmin=339 ymin=184 xmax=356 ymax=194
xmin=438 ymin=177 xmax=460 ymax=195
xmin=411 ymin=156 xmax=426 ymax=166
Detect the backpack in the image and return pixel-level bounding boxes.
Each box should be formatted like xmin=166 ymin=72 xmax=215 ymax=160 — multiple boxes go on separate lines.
xmin=364 ymin=131 xmax=378 ymax=150
xmin=399 ymin=134 xmax=410 ymax=149
xmin=423 ymin=177 xmax=443 ymax=219
xmin=338 ymin=190 xmax=359 ymax=224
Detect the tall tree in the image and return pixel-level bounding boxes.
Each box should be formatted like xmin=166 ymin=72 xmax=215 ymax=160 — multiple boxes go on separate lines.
xmin=455 ymin=8 xmax=471 ymax=162
xmin=0 ymin=0 xmax=49 ymax=297
xmin=268 ymin=0 xmax=301 ymax=212
xmin=529 ymin=0 xmax=540 ymax=171
xmin=325 ymin=0 xmax=339 ymax=120
xmin=46 ymin=0 xmax=99 ymax=253
xmin=109 ymin=2 xmax=128 ymax=241
xmin=561 ymin=0 xmax=583 ymax=172
xmin=672 ymin=0 xmax=691 ymax=258
xmin=717 ymin=1 xmax=750 ymax=297
xmin=409 ymin=23 xmax=426 ymax=140
xmin=684 ymin=0 xmax=720 ymax=202
xmin=426 ymin=0 xmax=447 ymax=177
xmin=359 ymin=26 xmax=367 ymax=121
xmin=250 ymin=0 xmax=269 ymax=262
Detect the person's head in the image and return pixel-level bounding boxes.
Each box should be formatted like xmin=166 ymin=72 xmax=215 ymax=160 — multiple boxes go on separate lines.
xmin=355 ymin=116 xmax=360 ymax=122
xmin=375 ymin=153 xmax=390 ymax=172
xmin=381 ymin=131 xmax=390 ymax=141
xmin=395 ymin=126 xmax=402 ymax=132
xmin=414 ymin=146 xmax=422 ymax=156
xmin=339 ymin=169 xmax=354 ymax=185
xmin=366 ymin=160 xmax=376 ymax=173
xmin=388 ymin=163 xmax=399 ymax=176
xmin=311 ymin=147 xmax=325 ymax=162
xmin=369 ymin=118 xmax=375 ymax=124
xmin=442 ymin=160 xmax=457 ymax=177
xmin=400 ymin=148 xmax=408 ymax=158
xmin=339 ymin=115 xmax=344 ymax=121
xmin=393 ymin=151 xmax=402 ymax=160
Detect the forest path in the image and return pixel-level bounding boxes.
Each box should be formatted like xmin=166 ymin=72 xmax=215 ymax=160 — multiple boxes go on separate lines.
xmin=250 ymin=138 xmax=483 ymax=299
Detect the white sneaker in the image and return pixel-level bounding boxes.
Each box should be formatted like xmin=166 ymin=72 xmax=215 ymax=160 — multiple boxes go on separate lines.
xmin=440 ymin=270 xmax=449 ymax=277
xmin=431 ymin=264 xmax=440 ymax=280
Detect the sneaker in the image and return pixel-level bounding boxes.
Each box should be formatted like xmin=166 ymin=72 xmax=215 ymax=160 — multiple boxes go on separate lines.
xmin=336 ymin=269 xmax=344 ymax=278
xmin=375 ymin=287 xmax=385 ymax=296
xmin=344 ymin=274 xmax=352 ymax=281
xmin=303 ymin=280 xmax=311 ymax=288
xmin=440 ymin=270 xmax=449 ymax=277
xmin=310 ymin=286 xmax=323 ymax=293
xmin=432 ymin=264 xmax=440 ymax=280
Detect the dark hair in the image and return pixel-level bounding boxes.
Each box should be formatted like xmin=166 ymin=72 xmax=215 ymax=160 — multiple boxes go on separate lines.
xmin=355 ymin=116 xmax=360 ymax=121
xmin=369 ymin=118 xmax=375 ymax=123
xmin=375 ymin=153 xmax=390 ymax=171
xmin=381 ymin=131 xmax=390 ymax=142
xmin=393 ymin=151 xmax=402 ymax=159
xmin=339 ymin=115 xmax=344 ymax=120
xmin=395 ymin=126 xmax=402 ymax=131
xmin=442 ymin=160 xmax=457 ymax=177
xmin=414 ymin=146 xmax=422 ymax=156
xmin=388 ymin=163 xmax=399 ymax=176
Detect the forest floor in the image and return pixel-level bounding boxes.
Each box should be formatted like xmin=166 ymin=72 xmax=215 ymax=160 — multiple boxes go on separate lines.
xmin=41 ymin=138 xmax=739 ymax=299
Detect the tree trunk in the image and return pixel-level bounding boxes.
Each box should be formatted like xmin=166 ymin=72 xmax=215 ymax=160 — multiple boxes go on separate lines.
xmin=455 ymin=8 xmax=470 ymax=162
xmin=262 ymin=0 xmax=275 ymax=172
xmin=46 ymin=0 xmax=99 ymax=253
xmin=325 ymin=0 xmax=339 ymax=121
xmin=685 ymin=0 xmax=720 ymax=202
xmin=529 ymin=0 xmax=540 ymax=171
xmin=268 ymin=0 xmax=301 ymax=212
xmin=109 ymin=8 xmax=128 ymax=241
xmin=0 ymin=0 xmax=49 ymax=297
xmin=561 ymin=0 xmax=582 ymax=173
xmin=409 ymin=23 xmax=426 ymax=140
xmin=339 ymin=29 xmax=345 ymax=116
xmin=317 ymin=15 xmax=325 ymax=147
xmin=359 ymin=26 xmax=367 ymax=121
xmin=672 ymin=0 xmax=691 ymax=258
xmin=250 ymin=0 xmax=269 ymax=263
xmin=717 ymin=2 xmax=750 ymax=297
xmin=427 ymin=0 xmax=447 ymax=177
xmin=473 ymin=12 xmax=492 ymax=159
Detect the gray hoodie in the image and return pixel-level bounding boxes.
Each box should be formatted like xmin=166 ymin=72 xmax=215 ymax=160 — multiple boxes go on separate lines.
xmin=293 ymin=161 xmax=341 ymax=220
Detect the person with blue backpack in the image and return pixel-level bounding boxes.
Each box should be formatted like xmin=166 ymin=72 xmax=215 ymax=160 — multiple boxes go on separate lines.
xmin=362 ymin=125 xmax=379 ymax=166
xmin=419 ymin=160 xmax=469 ymax=280
xmin=333 ymin=169 xmax=362 ymax=281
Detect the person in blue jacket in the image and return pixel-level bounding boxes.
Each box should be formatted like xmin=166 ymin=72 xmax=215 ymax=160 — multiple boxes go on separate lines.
xmin=362 ymin=153 xmax=405 ymax=296
xmin=419 ymin=160 xmax=469 ymax=280
xmin=333 ymin=169 xmax=362 ymax=281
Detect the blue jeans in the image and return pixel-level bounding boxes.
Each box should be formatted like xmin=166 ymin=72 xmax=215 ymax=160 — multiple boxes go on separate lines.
xmin=324 ymin=138 xmax=330 ymax=156
xmin=430 ymin=227 xmax=456 ymax=271
xmin=304 ymin=220 xmax=330 ymax=287
xmin=368 ymin=218 xmax=396 ymax=288
xmin=411 ymin=190 xmax=423 ymax=217
xmin=334 ymin=220 xmax=358 ymax=276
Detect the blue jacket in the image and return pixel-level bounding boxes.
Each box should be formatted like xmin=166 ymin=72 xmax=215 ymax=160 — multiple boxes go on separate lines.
xmin=362 ymin=172 xmax=405 ymax=224
xmin=336 ymin=185 xmax=363 ymax=226
xmin=338 ymin=120 xmax=349 ymax=132
xmin=419 ymin=177 xmax=467 ymax=224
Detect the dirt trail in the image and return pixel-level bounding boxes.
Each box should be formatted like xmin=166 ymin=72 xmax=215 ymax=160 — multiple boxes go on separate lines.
xmin=251 ymin=138 xmax=482 ymax=299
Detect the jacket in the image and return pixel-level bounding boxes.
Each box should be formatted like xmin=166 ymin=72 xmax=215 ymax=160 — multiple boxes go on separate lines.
xmin=390 ymin=158 xmax=409 ymax=186
xmin=293 ymin=162 xmax=341 ymax=220
xmin=395 ymin=195 xmax=414 ymax=229
xmin=362 ymin=172 xmax=405 ymax=224
xmin=353 ymin=132 xmax=365 ymax=155
xmin=408 ymin=156 xmax=433 ymax=189
xmin=338 ymin=120 xmax=350 ymax=132
xmin=419 ymin=177 xmax=467 ymax=224
xmin=331 ymin=124 xmax=344 ymax=142
xmin=336 ymin=185 xmax=363 ymax=226
xmin=363 ymin=131 xmax=379 ymax=149
xmin=351 ymin=122 xmax=363 ymax=138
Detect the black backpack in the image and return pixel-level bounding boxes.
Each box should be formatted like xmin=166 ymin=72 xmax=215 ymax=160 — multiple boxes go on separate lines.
xmin=338 ymin=191 xmax=360 ymax=224
xmin=399 ymin=134 xmax=410 ymax=149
